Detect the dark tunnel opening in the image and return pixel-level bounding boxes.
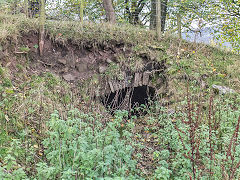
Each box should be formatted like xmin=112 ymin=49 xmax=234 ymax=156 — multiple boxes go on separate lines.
xmin=130 ymin=85 xmax=156 ymax=116
xmin=101 ymin=85 xmax=156 ymax=117
xmin=101 ymin=87 xmax=128 ymax=114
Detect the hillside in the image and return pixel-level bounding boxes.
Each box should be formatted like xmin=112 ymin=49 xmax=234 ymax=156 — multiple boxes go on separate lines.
xmin=0 ymin=13 xmax=240 ymax=179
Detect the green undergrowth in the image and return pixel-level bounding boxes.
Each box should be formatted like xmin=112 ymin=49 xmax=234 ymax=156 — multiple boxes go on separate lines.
xmin=0 ymin=68 xmax=75 ymax=157
xmin=1 ymin=110 xmax=139 ymax=179
xmin=0 ymin=75 xmax=239 ymax=179
xmin=0 ymin=63 xmax=240 ymax=179
xmin=1 ymin=61 xmax=240 ymax=179
xmin=151 ymin=96 xmax=240 ymax=179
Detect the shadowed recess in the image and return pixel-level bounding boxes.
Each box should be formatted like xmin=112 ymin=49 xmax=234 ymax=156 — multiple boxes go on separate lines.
xmin=101 ymin=85 xmax=156 ymax=116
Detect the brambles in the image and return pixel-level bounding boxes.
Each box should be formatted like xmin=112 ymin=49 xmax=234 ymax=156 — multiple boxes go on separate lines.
xmin=153 ymin=94 xmax=240 ymax=179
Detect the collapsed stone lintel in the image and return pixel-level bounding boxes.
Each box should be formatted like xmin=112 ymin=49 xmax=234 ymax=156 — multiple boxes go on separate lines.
xmin=101 ymin=70 xmax=161 ymax=95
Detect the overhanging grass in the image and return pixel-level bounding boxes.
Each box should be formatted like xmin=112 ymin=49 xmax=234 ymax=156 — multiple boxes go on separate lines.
xmin=0 ymin=13 xmax=157 ymax=45
xmin=0 ymin=13 xmax=239 ymax=92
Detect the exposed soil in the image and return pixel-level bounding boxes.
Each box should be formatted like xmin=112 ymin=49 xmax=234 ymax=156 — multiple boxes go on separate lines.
xmin=14 ymin=31 xmax=168 ymax=96
xmin=20 ymin=32 xmax=127 ymax=82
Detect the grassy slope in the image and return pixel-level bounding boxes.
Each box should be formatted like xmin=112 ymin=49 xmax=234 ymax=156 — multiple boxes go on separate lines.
xmin=0 ymin=13 xmax=240 ymax=178
xmin=0 ymin=13 xmax=239 ymax=89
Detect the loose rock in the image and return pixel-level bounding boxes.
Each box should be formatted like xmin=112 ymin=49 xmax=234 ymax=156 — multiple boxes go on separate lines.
xmin=167 ymin=109 xmax=175 ymax=115
xmin=212 ymin=85 xmax=236 ymax=94
xmin=63 ymin=74 xmax=75 ymax=81
xmin=58 ymin=58 xmax=67 ymax=65
xmin=99 ymin=65 xmax=108 ymax=73
xmin=76 ymin=63 xmax=88 ymax=72
xmin=106 ymin=58 xmax=112 ymax=64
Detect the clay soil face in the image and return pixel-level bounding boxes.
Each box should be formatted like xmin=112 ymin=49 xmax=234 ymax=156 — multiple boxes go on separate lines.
xmin=16 ymin=32 xmax=167 ymax=101
xmin=20 ymin=32 xmax=131 ymax=83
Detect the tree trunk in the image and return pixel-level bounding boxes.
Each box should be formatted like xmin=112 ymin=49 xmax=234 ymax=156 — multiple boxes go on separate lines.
xmin=161 ymin=0 xmax=167 ymax=31
xmin=156 ymin=0 xmax=162 ymax=40
xmin=39 ymin=0 xmax=45 ymax=56
xmin=177 ymin=13 xmax=182 ymax=39
xmin=150 ymin=0 xmax=167 ymax=32
xmin=125 ymin=0 xmax=147 ymax=25
xmin=24 ymin=0 xmax=28 ymax=17
xmin=80 ymin=0 xmax=84 ymax=23
xmin=150 ymin=0 xmax=156 ymax=29
xmin=103 ymin=0 xmax=116 ymax=24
